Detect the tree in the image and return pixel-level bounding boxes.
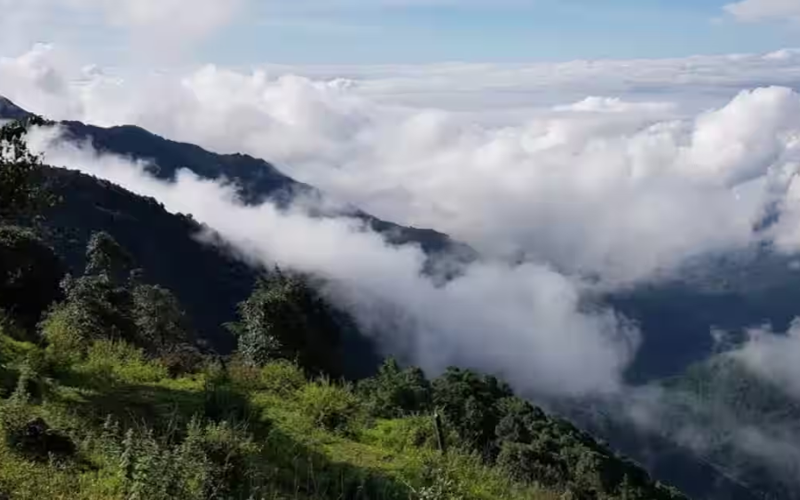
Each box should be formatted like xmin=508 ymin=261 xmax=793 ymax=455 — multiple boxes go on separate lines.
xmin=0 ymin=226 xmax=63 ymax=334
xmin=432 ymin=368 xmax=513 ymax=456
xmin=358 ymin=358 xmax=432 ymax=418
xmin=85 ymin=231 xmax=133 ymax=283
xmin=43 ymin=233 xmax=137 ymax=349
xmin=55 ymin=273 xmax=135 ymax=345
xmin=231 ymin=269 xmax=347 ymax=375
xmin=131 ymin=283 xmax=193 ymax=353
xmin=231 ymin=277 xmax=286 ymax=368
xmin=0 ymin=116 xmax=53 ymax=221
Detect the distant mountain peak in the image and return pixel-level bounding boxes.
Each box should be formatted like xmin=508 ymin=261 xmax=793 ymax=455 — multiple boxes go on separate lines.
xmin=0 ymin=96 xmax=33 ymax=121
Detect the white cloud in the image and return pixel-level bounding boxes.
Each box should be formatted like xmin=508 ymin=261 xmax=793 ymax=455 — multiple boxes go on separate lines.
xmin=25 ymin=126 xmax=639 ymax=397
xmin=725 ymin=0 xmax=800 ymax=24
xmin=67 ymin=0 xmax=245 ymax=50
xmin=732 ymin=321 xmax=800 ymax=399
xmin=8 ymin=47 xmax=800 ymax=284
xmin=0 ymin=1 xmax=245 ymax=60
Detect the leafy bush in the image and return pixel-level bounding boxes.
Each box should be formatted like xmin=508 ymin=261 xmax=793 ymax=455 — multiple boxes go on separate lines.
xmin=358 ymin=358 xmax=432 ymax=419
xmin=298 ymin=378 xmax=362 ymax=433
xmin=74 ymin=340 xmax=169 ymax=385
xmin=432 ymin=368 xmax=513 ymax=455
xmin=40 ymin=304 xmax=87 ymax=367
xmin=180 ymin=419 xmax=264 ymax=498
xmin=258 ymin=359 xmax=307 ymax=396
xmin=497 ymin=442 xmax=567 ymax=488
xmin=96 ymin=417 xmax=263 ymax=500
xmin=362 ymin=416 xmax=438 ymax=453
xmin=227 ymin=356 xmax=306 ymax=397
xmin=3 ymin=416 xmax=75 ymax=464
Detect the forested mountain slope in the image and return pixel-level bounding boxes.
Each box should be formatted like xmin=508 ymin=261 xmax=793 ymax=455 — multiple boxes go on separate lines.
xmin=0 ymin=97 xmax=474 ymax=262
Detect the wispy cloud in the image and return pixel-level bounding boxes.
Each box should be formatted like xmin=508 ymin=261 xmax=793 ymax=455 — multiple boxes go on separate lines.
xmin=725 ymin=0 xmax=800 ymax=24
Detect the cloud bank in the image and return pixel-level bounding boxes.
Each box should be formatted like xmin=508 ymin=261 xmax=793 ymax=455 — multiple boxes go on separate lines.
xmin=733 ymin=321 xmax=800 ymax=399
xmin=25 ymin=125 xmax=639 ymax=398
xmin=8 ymin=46 xmax=800 ymax=284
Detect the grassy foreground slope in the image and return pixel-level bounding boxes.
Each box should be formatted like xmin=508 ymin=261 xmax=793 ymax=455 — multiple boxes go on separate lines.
xmin=0 ymin=332 xmax=559 ymax=500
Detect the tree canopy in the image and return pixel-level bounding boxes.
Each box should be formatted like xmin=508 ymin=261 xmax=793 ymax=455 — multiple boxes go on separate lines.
xmin=0 ymin=116 xmax=53 ymax=221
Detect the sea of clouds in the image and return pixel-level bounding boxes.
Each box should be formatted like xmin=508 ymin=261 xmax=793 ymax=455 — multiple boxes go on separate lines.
xmin=5 ymin=42 xmax=800 ymax=400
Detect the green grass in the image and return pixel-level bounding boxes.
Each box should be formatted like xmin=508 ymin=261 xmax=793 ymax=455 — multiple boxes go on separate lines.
xmin=0 ymin=336 xmax=560 ymax=500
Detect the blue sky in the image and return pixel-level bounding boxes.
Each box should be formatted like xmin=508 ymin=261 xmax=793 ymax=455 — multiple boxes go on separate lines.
xmin=200 ymin=0 xmax=799 ymax=64
xmin=2 ymin=0 xmax=800 ymax=65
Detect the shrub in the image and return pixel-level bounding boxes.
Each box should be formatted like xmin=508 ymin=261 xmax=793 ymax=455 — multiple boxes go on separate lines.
xmin=203 ymin=380 xmax=252 ymax=424
xmin=363 ymin=416 xmax=438 ymax=453
xmin=3 ymin=417 xmax=75 ymax=463
xmin=297 ymin=378 xmax=362 ymax=433
xmin=159 ymin=344 xmax=204 ymax=377
xmin=432 ymin=368 xmax=513 ymax=455
xmin=1 ymin=374 xmax=75 ymax=465
xmin=496 ymin=442 xmax=568 ymax=489
xmin=228 ymin=357 xmax=306 ymax=397
xmin=40 ymin=304 xmax=87 ymax=367
xmin=96 ymin=417 xmax=263 ymax=500
xmin=179 ymin=419 xmax=264 ymax=498
xmin=75 ymin=340 xmax=169 ymax=385
xmin=259 ymin=360 xmax=307 ymax=396
xmin=416 ymin=460 xmax=465 ymax=500
xmin=358 ymin=358 xmax=432 ymax=419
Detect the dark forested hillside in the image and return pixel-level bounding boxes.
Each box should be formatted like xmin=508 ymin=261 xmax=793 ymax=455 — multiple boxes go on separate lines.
xmin=608 ymin=246 xmax=800 ymax=383
xmin=0 ymin=97 xmax=30 ymax=122
xmin=31 ymin=165 xmax=255 ymax=354
xmin=1 ymin=96 xmax=475 ymax=263
xmin=23 ymin=164 xmax=380 ymax=378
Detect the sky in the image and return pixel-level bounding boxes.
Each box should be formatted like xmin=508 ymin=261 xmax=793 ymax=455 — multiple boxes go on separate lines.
xmin=2 ymin=0 xmax=800 ymax=65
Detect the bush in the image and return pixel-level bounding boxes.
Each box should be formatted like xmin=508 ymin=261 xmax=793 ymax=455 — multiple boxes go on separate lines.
xmin=3 ymin=417 xmax=75 ymax=463
xmin=1 ymin=374 xmax=75 ymax=465
xmin=416 ymin=460 xmax=467 ymax=500
xmin=259 ymin=360 xmax=307 ymax=396
xmin=359 ymin=358 xmax=432 ymax=419
xmin=363 ymin=416 xmax=439 ymax=453
xmin=203 ymin=380 xmax=252 ymax=424
xmin=298 ymin=378 xmax=362 ymax=433
xmin=496 ymin=442 xmax=568 ymax=489
xmin=40 ymin=303 xmax=88 ymax=367
xmin=180 ymin=419 xmax=264 ymax=498
xmin=228 ymin=357 xmax=306 ymax=397
xmin=432 ymin=368 xmax=513 ymax=455
xmin=74 ymin=340 xmax=169 ymax=385
xmin=159 ymin=344 xmax=204 ymax=377
xmin=96 ymin=417 xmax=263 ymax=500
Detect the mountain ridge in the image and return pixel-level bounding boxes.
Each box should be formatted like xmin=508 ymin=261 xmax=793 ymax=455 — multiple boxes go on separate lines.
xmin=0 ymin=97 xmax=475 ymax=263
